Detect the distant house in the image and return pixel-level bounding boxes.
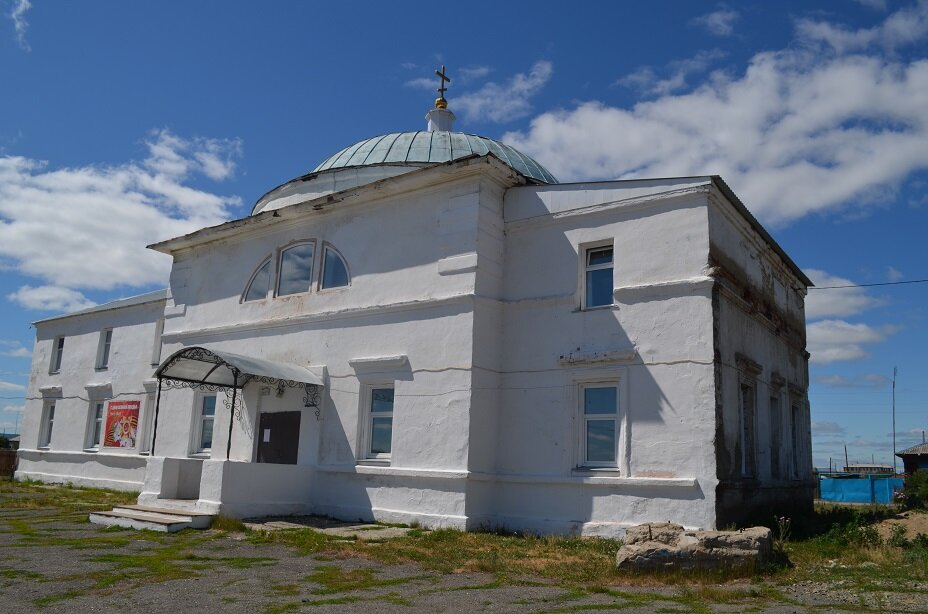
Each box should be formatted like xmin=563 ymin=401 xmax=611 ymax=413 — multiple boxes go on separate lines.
xmin=843 ymin=463 xmax=894 ymax=475
xmin=896 ymin=443 xmax=928 ymax=475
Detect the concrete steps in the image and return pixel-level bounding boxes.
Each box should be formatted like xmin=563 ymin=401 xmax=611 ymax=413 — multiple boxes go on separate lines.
xmin=89 ymin=503 xmax=214 ymax=533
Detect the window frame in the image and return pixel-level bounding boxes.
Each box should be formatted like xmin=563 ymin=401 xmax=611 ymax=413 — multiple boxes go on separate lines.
xmin=359 ymin=383 xmax=395 ymax=462
xmin=572 ymin=368 xmax=628 ymax=474
xmin=275 ymin=240 xmax=317 ymax=297
xmin=96 ymin=328 xmax=113 ymax=370
xmin=49 ymin=336 xmax=65 ymax=374
xmin=739 ymin=380 xmax=757 ymax=478
xmin=40 ymin=401 xmax=56 ymax=449
xmin=580 ymin=240 xmax=615 ymax=310
xmin=579 ymin=382 xmax=620 ymax=468
xmin=191 ymin=393 xmax=217 ymax=456
xmin=769 ymin=393 xmax=782 ymax=480
xmin=319 ymin=243 xmax=351 ymax=291
xmin=85 ymin=400 xmax=107 ymax=451
xmin=242 ymin=256 xmax=273 ymax=303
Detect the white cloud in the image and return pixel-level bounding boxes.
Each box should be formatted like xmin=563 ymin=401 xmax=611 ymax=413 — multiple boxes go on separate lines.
xmin=619 ymin=50 xmax=725 ymax=97
xmin=692 ymin=7 xmax=739 ymax=37
xmin=7 ymin=285 xmax=96 ymax=312
xmin=887 ymin=266 xmax=904 ymax=281
xmin=854 ymin=0 xmax=888 ymax=10
xmin=505 ymin=5 xmax=928 ymax=226
xmin=0 ymin=381 xmax=25 ymax=391
xmin=10 ymin=0 xmax=31 ymax=51
xmin=815 ymin=373 xmax=890 ymax=387
xmin=0 ymin=340 xmax=30 ymax=358
xmin=404 ymin=77 xmax=436 ymax=90
xmin=796 ymin=1 xmax=928 ymax=53
xmin=804 ymin=269 xmax=880 ymax=319
xmin=807 ymin=319 xmax=899 ymax=363
xmin=812 ymin=421 xmax=847 ymax=435
xmin=0 ymin=130 xmax=242 ymax=310
xmin=458 ymin=65 xmax=492 ymax=82
xmin=452 ymin=61 xmax=552 ymax=123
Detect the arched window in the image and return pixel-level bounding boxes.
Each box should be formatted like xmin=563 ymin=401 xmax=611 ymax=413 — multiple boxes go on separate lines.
xmin=277 ymin=242 xmax=315 ymax=296
xmin=321 ymin=245 xmax=350 ymax=289
xmin=243 ymin=257 xmax=272 ymax=302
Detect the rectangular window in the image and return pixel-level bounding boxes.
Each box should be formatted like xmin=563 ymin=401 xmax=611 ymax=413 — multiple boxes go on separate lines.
xmin=367 ymin=387 xmax=394 ymax=458
xmin=87 ymin=401 xmax=105 ymax=449
xmin=584 ymin=245 xmax=614 ymax=309
xmin=96 ymin=329 xmax=113 ymax=369
xmin=40 ymin=402 xmax=55 ymax=448
xmin=740 ymin=382 xmax=756 ymax=478
xmin=195 ymin=395 xmax=216 ymax=454
xmin=791 ymin=403 xmax=801 ymax=479
xmin=581 ymin=384 xmax=618 ymax=467
xmin=769 ymin=395 xmax=781 ymax=479
xmin=50 ymin=336 xmax=65 ymax=373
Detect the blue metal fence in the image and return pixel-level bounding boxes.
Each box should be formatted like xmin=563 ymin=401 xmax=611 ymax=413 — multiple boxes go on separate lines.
xmin=819 ymin=475 xmax=904 ymax=504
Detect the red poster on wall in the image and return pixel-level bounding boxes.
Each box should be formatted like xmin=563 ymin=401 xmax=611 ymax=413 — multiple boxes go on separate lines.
xmin=103 ymin=400 xmax=140 ymax=448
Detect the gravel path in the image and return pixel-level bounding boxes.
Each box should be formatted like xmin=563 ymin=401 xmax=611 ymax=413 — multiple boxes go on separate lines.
xmin=2 ymin=504 xmax=927 ymax=613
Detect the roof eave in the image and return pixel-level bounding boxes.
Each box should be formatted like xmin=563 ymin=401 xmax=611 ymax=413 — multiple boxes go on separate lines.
xmin=710 ymin=176 xmax=814 ymax=288
xmin=148 ymin=154 xmax=526 ymax=255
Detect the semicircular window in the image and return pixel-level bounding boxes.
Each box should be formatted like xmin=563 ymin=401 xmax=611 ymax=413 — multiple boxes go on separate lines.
xmin=321 ymin=246 xmax=350 ymax=289
xmin=277 ymin=242 xmax=315 ymax=296
xmin=243 ymin=258 xmax=272 ymax=302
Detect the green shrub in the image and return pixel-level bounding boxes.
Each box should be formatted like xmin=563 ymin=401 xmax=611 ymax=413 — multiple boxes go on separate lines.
xmin=902 ymin=470 xmax=928 ymax=509
xmin=889 ymin=524 xmax=909 ymax=548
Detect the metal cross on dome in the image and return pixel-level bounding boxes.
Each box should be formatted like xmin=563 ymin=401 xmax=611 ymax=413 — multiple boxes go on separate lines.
xmin=435 ymin=65 xmax=451 ymax=108
xmin=436 ymin=65 xmax=451 ymax=97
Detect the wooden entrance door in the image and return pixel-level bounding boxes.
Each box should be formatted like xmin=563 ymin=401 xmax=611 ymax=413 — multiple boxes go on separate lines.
xmin=256 ymin=411 xmax=301 ymax=465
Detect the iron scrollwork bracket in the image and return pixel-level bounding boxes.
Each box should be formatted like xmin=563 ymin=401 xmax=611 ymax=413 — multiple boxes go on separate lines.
xmin=223 ymin=387 xmax=244 ymax=418
xmin=303 ymin=383 xmax=321 ymax=419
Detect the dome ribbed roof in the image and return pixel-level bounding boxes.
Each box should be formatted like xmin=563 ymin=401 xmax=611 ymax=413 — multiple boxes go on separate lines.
xmin=312 ymin=131 xmax=558 ymax=184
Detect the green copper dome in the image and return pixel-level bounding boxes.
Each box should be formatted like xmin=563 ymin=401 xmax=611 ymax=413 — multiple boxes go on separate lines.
xmin=312 ymin=131 xmax=559 ymax=185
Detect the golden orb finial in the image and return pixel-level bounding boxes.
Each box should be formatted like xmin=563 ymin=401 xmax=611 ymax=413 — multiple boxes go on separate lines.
xmin=435 ymin=97 xmax=448 ymax=109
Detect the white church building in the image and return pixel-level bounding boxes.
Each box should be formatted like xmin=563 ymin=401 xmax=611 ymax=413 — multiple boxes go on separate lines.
xmin=16 ymin=83 xmax=814 ymax=535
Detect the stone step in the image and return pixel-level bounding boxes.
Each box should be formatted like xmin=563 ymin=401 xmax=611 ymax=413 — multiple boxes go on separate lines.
xmin=113 ymin=505 xmax=214 ymax=528
xmin=89 ymin=508 xmax=214 ymax=533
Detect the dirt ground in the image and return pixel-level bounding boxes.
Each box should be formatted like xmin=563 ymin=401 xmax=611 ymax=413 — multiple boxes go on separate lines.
xmin=2 ymin=491 xmax=928 ymax=612
xmin=876 ymin=510 xmax=928 ymax=541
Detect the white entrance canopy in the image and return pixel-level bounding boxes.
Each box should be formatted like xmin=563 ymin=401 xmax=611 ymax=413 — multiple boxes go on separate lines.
xmin=150 ymin=346 xmax=323 ymax=458
xmin=155 ymin=346 xmax=323 ymax=388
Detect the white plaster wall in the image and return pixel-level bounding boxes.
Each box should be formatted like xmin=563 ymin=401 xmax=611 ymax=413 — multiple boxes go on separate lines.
xmin=16 ymin=298 xmax=166 ymax=489
xmin=470 ymin=180 xmax=719 ymax=532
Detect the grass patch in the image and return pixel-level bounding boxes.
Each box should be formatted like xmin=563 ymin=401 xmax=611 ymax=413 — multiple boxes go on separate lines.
xmin=34 ymin=589 xmax=86 ymax=607
xmin=212 ymin=515 xmax=247 ymax=532
xmin=340 ymin=528 xmax=623 ymax=584
xmin=1 ymin=567 xmax=45 ymax=580
xmin=305 ymin=564 xmax=427 ymax=594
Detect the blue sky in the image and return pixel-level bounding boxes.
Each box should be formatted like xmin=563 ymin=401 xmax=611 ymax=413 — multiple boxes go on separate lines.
xmin=1 ymin=1 xmax=926 ymax=469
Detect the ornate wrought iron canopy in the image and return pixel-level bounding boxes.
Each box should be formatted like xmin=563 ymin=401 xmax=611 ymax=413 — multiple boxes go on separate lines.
xmin=150 ymin=346 xmax=324 ymax=458
xmin=155 ymin=346 xmax=323 ymax=389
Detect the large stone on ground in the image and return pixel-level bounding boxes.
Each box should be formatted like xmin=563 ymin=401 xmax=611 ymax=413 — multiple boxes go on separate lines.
xmin=616 ymin=522 xmax=772 ymax=572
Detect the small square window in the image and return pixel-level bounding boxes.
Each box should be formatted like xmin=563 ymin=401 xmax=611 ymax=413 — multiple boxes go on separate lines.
xmin=583 ymin=245 xmax=614 ymax=309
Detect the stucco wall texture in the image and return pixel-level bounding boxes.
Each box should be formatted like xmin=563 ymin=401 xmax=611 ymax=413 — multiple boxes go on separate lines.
xmin=16 ymin=162 xmax=813 ymax=536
